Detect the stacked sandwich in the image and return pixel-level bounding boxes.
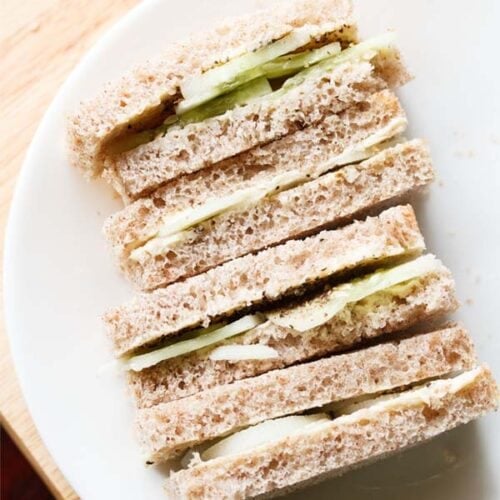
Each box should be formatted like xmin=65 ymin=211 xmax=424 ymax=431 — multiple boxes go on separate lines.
xmin=68 ymin=0 xmax=498 ymax=498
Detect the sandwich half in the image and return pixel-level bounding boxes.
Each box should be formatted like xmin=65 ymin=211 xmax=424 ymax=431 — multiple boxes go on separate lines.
xmin=68 ymin=0 xmax=358 ymax=180
xmin=126 ymin=254 xmax=457 ymax=408
xmin=104 ymin=93 xmax=433 ymax=291
xmin=68 ymin=0 xmax=410 ymax=201
xmin=104 ymin=204 xmax=425 ymax=357
xmin=137 ymin=324 xmax=476 ymax=463
xmin=165 ymin=364 xmax=498 ymax=499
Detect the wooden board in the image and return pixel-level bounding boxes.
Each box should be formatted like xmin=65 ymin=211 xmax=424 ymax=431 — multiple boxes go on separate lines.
xmin=0 ymin=1 xmax=138 ymax=498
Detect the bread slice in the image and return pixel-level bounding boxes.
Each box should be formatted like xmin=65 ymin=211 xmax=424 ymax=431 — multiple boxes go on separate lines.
xmin=104 ymin=91 xmax=420 ymax=290
xmin=67 ymin=0 xmax=356 ymax=179
xmin=104 ymin=48 xmax=409 ymax=201
xmin=128 ymin=264 xmax=457 ymax=408
xmin=165 ymin=365 xmax=499 ymax=499
xmin=114 ymin=138 xmax=433 ymax=291
xmin=137 ymin=324 xmax=475 ymax=463
xmin=104 ymin=205 xmax=425 ymax=356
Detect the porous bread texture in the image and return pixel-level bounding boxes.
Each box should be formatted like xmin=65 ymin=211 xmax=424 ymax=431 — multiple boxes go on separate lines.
xmin=103 ymin=89 xmax=406 ymax=257
xmin=104 ymin=205 xmax=425 ymax=356
xmin=67 ymin=0 xmax=356 ymax=178
xmin=120 ymin=138 xmax=433 ymax=291
xmin=165 ymin=366 xmax=499 ymax=499
xmin=137 ymin=325 xmax=476 ymax=463
xmin=104 ymin=90 xmax=411 ymax=285
xmin=129 ymin=267 xmax=458 ymax=408
xmin=107 ymin=51 xmax=410 ymax=201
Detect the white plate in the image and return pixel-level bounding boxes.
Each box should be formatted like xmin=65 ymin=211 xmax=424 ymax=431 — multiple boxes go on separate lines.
xmin=4 ymin=1 xmax=500 ymax=498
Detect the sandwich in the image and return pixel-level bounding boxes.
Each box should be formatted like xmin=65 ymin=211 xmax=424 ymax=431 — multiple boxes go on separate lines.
xmin=70 ymin=0 xmax=498 ymax=496
xmin=104 ymin=204 xmax=425 ymax=357
xmin=165 ymin=364 xmax=498 ymax=499
xmin=67 ymin=0 xmax=409 ymax=201
xmin=138 ymin=323 xmax=476 ymax=463
xmin=127 ymin=253 xmax=458 ymax=408
xmin=104 ymin=92 xmax=433 ymax=291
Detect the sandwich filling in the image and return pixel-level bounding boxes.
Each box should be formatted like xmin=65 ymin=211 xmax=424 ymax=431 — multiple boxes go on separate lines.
xmin=108 ymin=33 xmax=396 ymax=155
xmin=124 ymin=255 xmax=441 ymax=371
xmin=128 ymin=119 xmax=406 ymax=262
xmin=182 ymin=367 xmax=483 ymax=465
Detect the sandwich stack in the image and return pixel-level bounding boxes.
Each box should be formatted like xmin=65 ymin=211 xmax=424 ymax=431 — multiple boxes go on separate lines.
xmin=68 ymin=0 xmax=499 ymax=498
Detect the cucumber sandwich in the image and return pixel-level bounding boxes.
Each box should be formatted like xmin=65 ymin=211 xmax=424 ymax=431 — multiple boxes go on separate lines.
xmin=68 ymin=0 xmax=409 ymax=201
xmin=68 ymin=1 xmax=499 ymax=497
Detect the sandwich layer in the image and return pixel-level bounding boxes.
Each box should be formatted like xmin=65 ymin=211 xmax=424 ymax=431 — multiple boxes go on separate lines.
xmin=165 ymin=366 xmax=499 ymax=499
xmin=129 ymin=265 xmax=457 ymax=408
xmin=137 ymin=324 xmax=475 ymax=462
xmin=106 ymin=47 xmax=408 ymax=200
xmin=104 ymin=205 xmax=425 ymax=356
xmin=122 ymin=138 xmax=432 ymax=290
xmin=104 ymin=89 xmax=408 ymax=266
xmin=67 ymin=0 xmax=356 ymax=178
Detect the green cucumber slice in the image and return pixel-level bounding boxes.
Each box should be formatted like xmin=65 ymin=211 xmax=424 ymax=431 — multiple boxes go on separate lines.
xmin=178 ymin=26 xmax=319 ymax=112
xmin=261 ymin=41 xmax=340 ymax=79
xmin=266 ymin=254 xmax=440 ymax=332
xmin=277 ymin=32 xmax=397 ymax=95
xmin=179 ymin=77 xmax=272 ymax=124
xmin=126 ymin=314 xmax=264 ymax=371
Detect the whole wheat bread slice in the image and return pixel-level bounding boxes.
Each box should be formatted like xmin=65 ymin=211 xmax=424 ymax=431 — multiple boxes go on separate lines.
xmin=115 ymin=138 xmax=433 ymax=291
xmin=106 ymin=50 xmax=409 ymax=201
xmin=128 ymin=266 xmax=457 ymax=408
xmin=104 ymin=205 xmax=425 ymax=356
xmin=104 ymin=89 xmax=407 ymax=256
xmin=138 ymin=324 xmax=475 ymax=463
xmin=67 ymin=0 xmax=356 ymax=179
xmin=165 ymin=365 xmax=498 ymax=499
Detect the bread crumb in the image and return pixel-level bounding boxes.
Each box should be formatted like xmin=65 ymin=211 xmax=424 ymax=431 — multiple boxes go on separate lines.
xmin=465 ymin=298 xmax=474 ymax=306
xmin=438 ymin=180 xmax=444 ymax=187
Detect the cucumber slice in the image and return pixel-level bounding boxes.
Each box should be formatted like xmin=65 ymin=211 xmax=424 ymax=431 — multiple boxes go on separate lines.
xmin=126 ymin=314 xmax=264 ymax=371
xmin=267 ymin=255 xmax=440 ymax=332
xmin=178 ymin=26 xmax=319 ymax=112
xmin=278 ymin=32 xmax=397 ymax=95
xmin=261 ymin=41 xmax=340 ymax=79
xmin=201 ymin=413 xmax=331 ymax=461
xmin=108 ymin=115 xmax=179 ymax=154
xmin=110 ymin=78 xmax=270 ymax=154
xmin=156 ymin=169 xmax=306 ymax=238
xmin=335 ymin=368 xmax=482 ymax=418
xmin=179 ymin=77 xmax=272 ymax=124
xmin=208 ymin=344 xmax=279 ymax=361
xmin=129 ymin=231 xmax=189 ymax=262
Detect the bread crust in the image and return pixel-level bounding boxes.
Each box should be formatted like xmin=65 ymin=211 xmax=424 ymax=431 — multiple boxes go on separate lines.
xmin=137 ymin=324 xmax=476 ymax=463
xmin=67 ymin=0 xmax=356 ymax=178
xmin=165 ymin=366 xmax=498 ymax=499
xmin=104 ymin=205 xmax=425 ymax=356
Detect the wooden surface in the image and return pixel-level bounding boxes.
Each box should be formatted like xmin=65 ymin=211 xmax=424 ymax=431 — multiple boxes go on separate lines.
xmin=0 ymin=1 xmax=139 ymax=498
